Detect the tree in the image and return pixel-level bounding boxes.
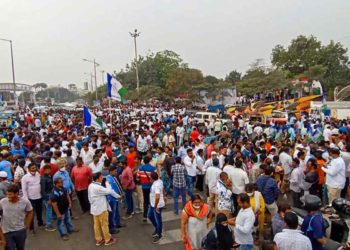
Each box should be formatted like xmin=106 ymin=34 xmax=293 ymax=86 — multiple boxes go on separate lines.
xmin=115 ymin=50 xmax=185 ymax=88
xmin=204 ymin=75 xmax=219 ymax=84
xmin=236 ymin=64 xmax=288 ymax=95
xmin=271 ymin=35 xmax=350 ymax=93
xmin=272 ymin=35 xmax=322 ymax=76
xmin=33 ymin=82 xmax=48 ymax=91
xmin=225 ymin=70 xmax=241 ymax=84
xmin=126 ymin=85 xmax=168 ymax=102
xmin=165 ymin=68 xmax=204 ymax=97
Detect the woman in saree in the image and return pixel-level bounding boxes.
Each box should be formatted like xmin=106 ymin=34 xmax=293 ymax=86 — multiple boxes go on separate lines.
xmin=181 ymin=194 xmax=212 ymax=250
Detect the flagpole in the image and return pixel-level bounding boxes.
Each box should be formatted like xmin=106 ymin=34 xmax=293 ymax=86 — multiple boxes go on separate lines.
xmin=109 ymin=98 xmax=113 ymax=134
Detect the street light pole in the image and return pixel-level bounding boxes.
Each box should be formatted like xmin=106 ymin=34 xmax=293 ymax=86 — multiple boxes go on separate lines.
xmin=84 ymin=72 xmax=93 ymax=91
xmin=129 ymin=29 xmax=140 ymax=92
xmin=0 ymin=38 xmax=17 ymax=106
xmin=101 ymin=70 xmax=105 ymax=85
xmin=93 ymin=58 xmax=97 ymax=100
xmin=83 ymin=58 xmax=99 ymax=100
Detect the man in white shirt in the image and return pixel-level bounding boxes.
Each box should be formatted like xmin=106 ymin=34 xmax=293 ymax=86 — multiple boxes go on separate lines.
xmin=176 ymin=124 xmax=185 ymax=147
xmin=218 ymin=146 xmax=227 ymax=170
xmin=21 ymin=163 xmax=43 ymax=232
xmin=137 ymin=132 xmax=149 ymax=156
xmin=148 ymin=172 xmax=165 ymax=243
xmin=184 ymin=149 xmax=197 ymax=199
xmin=230 ymin=193 xmax=255 ymax=250
xmin=80 ymin=144 xmax=94 ymax=165
xmin=322 ymin=148 xmax=346 ymax=204
xmin=213 ymin=119 xmax=222 ymax=135
xmin=88 ymin=154 xmax=103 ymax=174
xmin=223 ymin=158 xmax=249 ymax=196
xmin=253 ymin=124 xmax=263 ymax=137
xmin=323 ymin=125 xmax=332 ymax=142
xmin=274 ymin=212 xmax=312 ymax=250
xmin=88 ymin=172 xmax=120 ymax=246
xmin=289 ymin=158 xmax=304 ymax=208
xmin=279 ymin=147 xmax=293 ymax=176
xmin=203 ymin=151 xmax=218 ymax=173
xmin=205 ymin=158 xmax=222 ymax=214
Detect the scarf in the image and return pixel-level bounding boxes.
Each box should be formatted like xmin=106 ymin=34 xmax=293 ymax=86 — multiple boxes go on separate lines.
xmin=183 ymin=201 xmax=209 ymax=220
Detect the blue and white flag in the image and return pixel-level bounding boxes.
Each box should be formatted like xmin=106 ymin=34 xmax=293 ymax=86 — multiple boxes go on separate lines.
xmin=107 ymin=73 xmax=128 ymax=101
xmin=83 ymin=106 xmax=106 ymax=130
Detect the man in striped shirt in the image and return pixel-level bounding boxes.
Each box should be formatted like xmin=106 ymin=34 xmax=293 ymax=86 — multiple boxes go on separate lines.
xmin=137 ymin=156 xmax=156 ymax=222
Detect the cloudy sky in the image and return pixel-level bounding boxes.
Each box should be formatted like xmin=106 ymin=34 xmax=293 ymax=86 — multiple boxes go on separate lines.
xmin=0 ymin=0 xmax=349 ymax=88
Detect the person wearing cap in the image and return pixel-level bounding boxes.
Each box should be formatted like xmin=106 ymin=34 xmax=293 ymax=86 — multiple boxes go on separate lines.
xmin=203 ymin=151 xmax=219 ymax=173
xmin=11 ymin=141 xmax=26 ymax=159
xmin=0 ymin=138 xmax=9 ymax=152
xmin=322 ymin=148 xmax=346 ymax=204
xmin=0 ymin=171 xmax=10 ymax=200
xmin=0 ymin=153 xmax=13 ymax=181
xmin=301 ymin=195 xmax=327 ymax=250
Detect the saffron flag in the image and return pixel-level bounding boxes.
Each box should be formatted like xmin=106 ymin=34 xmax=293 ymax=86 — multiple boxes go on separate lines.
xmin=83 ymin=106 xmax=106 ymax=130
xmin=107 ymin=73 xmax=128 ymax=101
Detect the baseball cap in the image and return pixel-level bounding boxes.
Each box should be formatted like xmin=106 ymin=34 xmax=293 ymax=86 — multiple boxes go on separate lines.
xmin=0 ymin=171 xmax=7 ymax=178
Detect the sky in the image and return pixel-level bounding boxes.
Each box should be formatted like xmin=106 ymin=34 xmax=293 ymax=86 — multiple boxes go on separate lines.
xmin=0 ymin=0 xmax=350 ymax=89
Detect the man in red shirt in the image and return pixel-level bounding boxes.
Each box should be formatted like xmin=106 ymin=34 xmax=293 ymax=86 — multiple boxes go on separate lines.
xmin=126 ymin=146 xmax=137 ymax=169
xmin=190 ymin=127 xmax=200 ymax=142
xmin=120 ymin=161 xmax=135 ymax=219
xmin=39 ymin=156 xmax=58 ymax=176
xmin=71 ymin=157 xmax=92 ymax=214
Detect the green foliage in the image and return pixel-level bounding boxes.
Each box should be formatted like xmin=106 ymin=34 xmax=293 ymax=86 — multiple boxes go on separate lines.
xmin=237 ymin=65 xmax=288 ymax=95
xmin=204 ymin=75 xmax=220 ymax=84
xmin=126 ymin=85 xmax=169 ymax=102
xmin=225 ymin=70 xmax=241 ymax=84
xmin=115 ymin=50 xmax=185 ymax=89
xmin=85 ymin=84 xmax=107 ymax=104
xmin=165 ymin=68 xmax=204 ymax=97
xmin=95 ymin=34 xmax=350 ymax=103
xmin=271 ymin=35 xmax=350 ymax=91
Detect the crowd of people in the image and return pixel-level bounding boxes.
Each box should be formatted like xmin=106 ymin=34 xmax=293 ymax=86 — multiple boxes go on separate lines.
xmin=0 ymin=102 xmax=349 ymax=250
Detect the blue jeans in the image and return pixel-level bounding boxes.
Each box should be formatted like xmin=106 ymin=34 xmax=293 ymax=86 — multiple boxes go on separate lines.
xmin=108 ymin=199 xmax=120 ymax=230
xmin=239 ymin=244 xmax=253 ymax=250
xmin=56 ymin=211 xmax=73 ymax=237
xmin=148 ymin=206 xmax=163 ymax=237
xmin=186 ymin=175 xmax=196 ymax=199
xmin=124 ymin=189 xmax=134 ymax=215
xmin=173 ymin=187 xmax=186 ymax=214
xmin=43 ymin=198 xmax=53 ymax=227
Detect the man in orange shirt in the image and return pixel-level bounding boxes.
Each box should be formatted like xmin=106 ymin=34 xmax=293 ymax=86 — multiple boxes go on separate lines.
xmin=315 ymin=151 xmax=326 ymax=201
xmin=126 ymin=146 xmax=137 ymax=169
xmin=190 ymin=127 xmax=200 ymax=142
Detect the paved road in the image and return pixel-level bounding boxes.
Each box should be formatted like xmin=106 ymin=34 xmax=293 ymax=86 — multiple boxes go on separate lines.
xmin=26 ymin=197 xmax=184 ymax=250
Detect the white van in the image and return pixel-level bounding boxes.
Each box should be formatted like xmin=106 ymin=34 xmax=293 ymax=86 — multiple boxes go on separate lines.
xmin=195 ymin=112 xmax=218 ymax=124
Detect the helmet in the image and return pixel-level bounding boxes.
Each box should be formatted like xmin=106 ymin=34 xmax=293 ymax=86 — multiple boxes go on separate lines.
xmin=332 ymin=198 xmax=347 ymax=212
xmin=0 ymin=138 xmax=7 ymax=146
xmin=304 ymin=195 xmax=322 ymax=211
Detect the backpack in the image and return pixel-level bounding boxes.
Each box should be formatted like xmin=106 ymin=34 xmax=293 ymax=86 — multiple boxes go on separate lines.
xmin=306 ymin=213 xmax=329 ymax=234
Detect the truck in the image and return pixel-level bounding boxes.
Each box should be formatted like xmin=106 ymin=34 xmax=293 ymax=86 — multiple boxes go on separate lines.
xmin=310 ymin=101 xmax=350 ymax=120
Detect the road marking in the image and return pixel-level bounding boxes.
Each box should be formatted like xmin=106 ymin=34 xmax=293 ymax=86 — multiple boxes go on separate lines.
xmin=162 ymin=210 xmax=181 ymax=222
xmin=159 ymin=229 xmax=182 ymax=245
